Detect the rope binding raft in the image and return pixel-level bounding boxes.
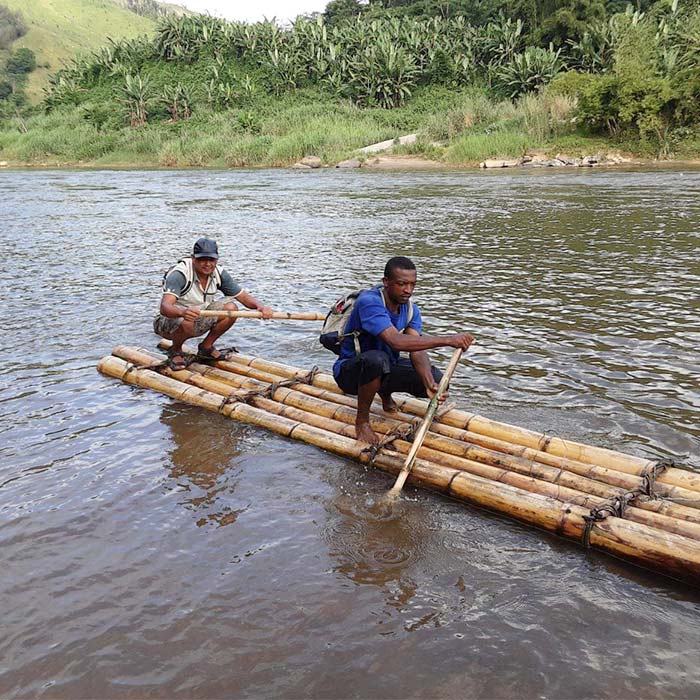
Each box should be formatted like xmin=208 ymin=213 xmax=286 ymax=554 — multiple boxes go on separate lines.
xmin=581 ymin=458 xmax=677 ymax=547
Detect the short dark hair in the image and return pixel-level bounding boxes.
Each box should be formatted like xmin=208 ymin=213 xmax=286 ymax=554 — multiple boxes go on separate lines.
xmin=384 ymin=256 xmax=416 ymax=279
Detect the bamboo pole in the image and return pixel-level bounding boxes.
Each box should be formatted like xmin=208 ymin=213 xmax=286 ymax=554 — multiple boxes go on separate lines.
xmin=148 ymin=343 xmax=700 ymax=516
xmin=388 ymin=348 xmax=463 ymax=498
xmin=206 ymin=347 xmax=700 ymax=493
xmin=113 ymin=346 xmax=700 ymax=530
xmin=198 ymin=310 xmax=325 ymax=321
xmin=158 ymin=340 xmax=700 ymax=500
xmin=97 ymin=353 xmax=700 ymax=584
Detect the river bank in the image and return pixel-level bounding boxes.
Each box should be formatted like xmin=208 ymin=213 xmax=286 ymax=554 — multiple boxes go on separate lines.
xmin=2 ymin=86 xmax=699 ymax=172
xmin=3 ymin=153 xmax=700 ymax=171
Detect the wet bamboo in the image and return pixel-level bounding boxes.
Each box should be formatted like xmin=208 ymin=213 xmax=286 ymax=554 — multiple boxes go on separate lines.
xmin=158 ymin=339 xmax=699 ymax=498
xmin=198 ymin=310 xmax=325 ymax=321
xmin=150 ymin=344 xmax=700 ymax=516
xmin=115 ymin=346 xmax=700 ymax=528
xmin=388 ymin=348 xmax=463 ymax=497
xmin=179 ymin=343 xmax=698 ymax=493
xmin=97 ymin=354 xmax=700 ymax=584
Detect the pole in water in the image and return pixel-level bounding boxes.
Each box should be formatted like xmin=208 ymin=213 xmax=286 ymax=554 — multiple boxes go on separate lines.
xmin=386 ymin=347 xmax=464 ymax=500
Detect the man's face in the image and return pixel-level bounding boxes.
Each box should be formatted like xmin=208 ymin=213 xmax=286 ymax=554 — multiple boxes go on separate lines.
xmin=193 ymin=256 xmax=217 ymax=276
xmin=383 ymin=267 xmax=417 ymax=306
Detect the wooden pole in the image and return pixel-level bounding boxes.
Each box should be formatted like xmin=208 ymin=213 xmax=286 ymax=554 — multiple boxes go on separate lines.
xmin=97 ymin=353 xmax=700 ymax=584
xmin=387 ymin=348 xmax=463 ymax=498
xmin=198 ymin=310 xmax=326 ymax=320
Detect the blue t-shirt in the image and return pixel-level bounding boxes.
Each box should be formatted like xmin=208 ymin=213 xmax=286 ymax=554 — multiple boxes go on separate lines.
xmin=333 ymin=287 xmax=422 ymax=378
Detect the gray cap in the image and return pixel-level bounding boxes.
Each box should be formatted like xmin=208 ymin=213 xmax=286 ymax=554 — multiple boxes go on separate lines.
xmin=193 ymin=237 xmax=219 ymax=259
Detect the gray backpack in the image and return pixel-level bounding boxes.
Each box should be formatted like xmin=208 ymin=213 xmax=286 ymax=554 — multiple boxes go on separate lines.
xmin=319 ymin=286 xmax=414 ymax=355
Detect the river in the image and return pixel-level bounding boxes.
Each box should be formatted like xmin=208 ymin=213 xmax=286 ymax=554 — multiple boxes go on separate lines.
xmin=1 ymin=167 xmax=699 ymax=699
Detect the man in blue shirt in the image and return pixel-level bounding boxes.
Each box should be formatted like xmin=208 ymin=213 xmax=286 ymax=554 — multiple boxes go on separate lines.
xmin=333 ymin=256 xmax=474 ymax=444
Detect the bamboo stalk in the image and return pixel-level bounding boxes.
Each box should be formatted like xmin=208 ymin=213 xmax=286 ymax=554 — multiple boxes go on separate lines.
xmin=388 ymin=348 xmax=463 ymax=498
xmin=198 ymin=310 xmax=325 ymax=320
xmin=159 ymin=340 xmax=700 ymax=501
xmin=204 ymin=347 xmax=699 ymax=493
xmin=148 ymin=343 xmax=700 ymax=517
xmin=113 ymin=346 xmax=700 ymax=531
xmin=97 ymin=353 xmax=700 ymax=584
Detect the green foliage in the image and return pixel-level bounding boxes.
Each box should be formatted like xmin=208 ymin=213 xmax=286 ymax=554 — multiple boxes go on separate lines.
xmin=160 ymin=82 xmax=192 ymax=120
xmin=546 ymin=69 xmax=596 ymax=98
xmin=6 ymin=47 xmax=36 ymax=75
xmin=4 ymin=2 xmax=700 ymax=162
xmin=121 ymin=72 xmax=151 ymax=126
xmin=533 ymin=0 xmax=607 ymax=48
xmin=495 ymin=45 xmax=563 ymax=97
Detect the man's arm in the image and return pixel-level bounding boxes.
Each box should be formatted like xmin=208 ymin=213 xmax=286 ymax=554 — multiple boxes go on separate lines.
xmin=160 ymin=293 xmax=200 ymax=322
xmin=377 ymin=325 xmax=474 ymax=353
xmin=235 ymin=290 xmax=273 ymax=320
xmin=404 ymin=327 xmax=440 ymax=396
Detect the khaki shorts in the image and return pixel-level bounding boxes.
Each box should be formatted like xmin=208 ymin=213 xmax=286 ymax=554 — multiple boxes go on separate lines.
xmin=153 ymin=298 xmax=238 ymax=338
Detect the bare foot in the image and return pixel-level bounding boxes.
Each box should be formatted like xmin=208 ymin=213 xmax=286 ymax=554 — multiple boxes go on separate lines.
xmin=355 ymin=421 xmax=380 ymax=445
xmin=379 ymin=392 xmax=398 ymax=413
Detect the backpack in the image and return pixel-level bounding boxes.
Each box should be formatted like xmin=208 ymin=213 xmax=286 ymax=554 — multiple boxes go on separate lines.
xmin=162 ymin=258 xmax=222 ymax=300
xmin=319 ymin=286 xmax=414 ymax=355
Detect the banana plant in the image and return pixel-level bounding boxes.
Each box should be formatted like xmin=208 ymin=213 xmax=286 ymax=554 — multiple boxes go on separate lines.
xmin=121 ymin=72 xmax=150 ymax=126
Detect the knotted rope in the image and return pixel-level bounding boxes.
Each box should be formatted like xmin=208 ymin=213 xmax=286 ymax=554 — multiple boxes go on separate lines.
xmin=222 ymin=366 xmax=320 ymax=406
xmin=581 ymin=458 xmax=676 ymax=547
xmin=361 ymin=417 xmax=424 ymax=467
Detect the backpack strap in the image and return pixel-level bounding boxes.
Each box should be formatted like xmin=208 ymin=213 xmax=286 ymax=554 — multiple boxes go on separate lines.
xmin=163 ymin=258 xmax=194 ymax=297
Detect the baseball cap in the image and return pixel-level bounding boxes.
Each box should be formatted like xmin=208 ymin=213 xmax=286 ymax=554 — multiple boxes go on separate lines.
xmin=193 ymin=237 xmax=219 ymax=259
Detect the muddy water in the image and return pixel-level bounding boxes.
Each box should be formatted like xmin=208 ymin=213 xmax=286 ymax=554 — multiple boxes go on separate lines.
xmin=1 ymin=167 xmax=699 ymax=699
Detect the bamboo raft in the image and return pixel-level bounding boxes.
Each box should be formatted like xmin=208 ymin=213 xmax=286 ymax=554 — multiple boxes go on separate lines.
xmin=97 ymin=344 xmax=700 ymax=585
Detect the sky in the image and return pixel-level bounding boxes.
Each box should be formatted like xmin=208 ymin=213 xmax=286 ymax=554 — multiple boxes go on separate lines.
xmin=176 ymin=0 xmax=330 ymax=23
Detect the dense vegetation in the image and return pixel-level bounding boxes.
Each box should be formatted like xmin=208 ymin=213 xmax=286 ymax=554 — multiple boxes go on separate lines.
xmin=0 ymin=0 xmax=699 ymax=167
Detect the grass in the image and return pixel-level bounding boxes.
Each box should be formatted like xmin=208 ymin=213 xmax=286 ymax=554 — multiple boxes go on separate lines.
xmin=1 ymin=83 xmax=697 ymax=168
xmin=2 ymin=0 xmax=155 ymax=101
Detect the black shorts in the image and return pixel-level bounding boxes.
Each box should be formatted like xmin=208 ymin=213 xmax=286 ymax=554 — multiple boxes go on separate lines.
xmin=335 ymin=349 xmax=443 ymax=397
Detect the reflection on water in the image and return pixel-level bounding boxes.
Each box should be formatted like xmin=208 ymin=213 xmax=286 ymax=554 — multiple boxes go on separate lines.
xmin=161 ymin=405 xmax=247 ymax=528
xmin=1 ymin=167 xmax=699 ymax=699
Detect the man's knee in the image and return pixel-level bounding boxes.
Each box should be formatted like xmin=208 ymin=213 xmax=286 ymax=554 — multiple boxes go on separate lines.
xmin=360 ymin=350 xmax=391 ymax=378
xmin=223 ymin=301 xmax=238 ymax=311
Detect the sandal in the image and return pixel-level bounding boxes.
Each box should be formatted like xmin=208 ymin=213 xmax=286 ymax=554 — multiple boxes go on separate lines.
xmin=196 ymin=343 xmax=236 ymax=362
xmin=167 ymin=351 xmax=188 ymax=371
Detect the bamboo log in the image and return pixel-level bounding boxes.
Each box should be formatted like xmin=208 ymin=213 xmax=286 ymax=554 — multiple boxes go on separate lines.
xmin=388 ymin=348 xmax=463 ymax=497
xmin=157 ymin=339 xmax=700 ymax=495
xmin=97 ymin=353 xmax=700 ymax=584
xmin=113 ymin=346 xmax=700 ymax=532
xmin=198 ymin=310 xmax=325 ymax=321
xmin=159 ymin=341 xmax=700 ymax=509
xmin=148 ymin=344 xmax=700 ymax=517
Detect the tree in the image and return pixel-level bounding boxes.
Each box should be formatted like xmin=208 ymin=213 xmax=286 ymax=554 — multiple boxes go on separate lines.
xmin=324 ymin=0 xmax=366 ymax=25
xmin=0 ymin=79 xmax=12 ymax=100
xmin=6 ymin=47 xmax=37 ymax=75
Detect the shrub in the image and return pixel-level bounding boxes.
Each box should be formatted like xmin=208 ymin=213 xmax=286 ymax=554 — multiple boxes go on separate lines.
xmin=495 ymin=46 xmax=563 ymax=99
xmin=6 ymin=47 xmax=36 ymax=75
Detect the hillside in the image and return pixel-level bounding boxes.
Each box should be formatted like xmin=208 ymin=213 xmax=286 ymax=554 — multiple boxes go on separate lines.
xmin=2 ymin=0 xmax=156 ymax=101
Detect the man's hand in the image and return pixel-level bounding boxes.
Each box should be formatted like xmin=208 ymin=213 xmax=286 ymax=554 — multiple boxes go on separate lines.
xmin=182 ymin=306 xmax=201 ymax=323
xmin=258 ymin=306 xmax=273 ymax=320
xmin=426 ymin=380 xmax=448 ymax=403
xmin=448 ymin=332 xmax=474 ymax=350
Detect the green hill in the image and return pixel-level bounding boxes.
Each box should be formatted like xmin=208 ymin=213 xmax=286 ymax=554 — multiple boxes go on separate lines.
xmin=2 ymin=0 xmax=156 ymax=101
